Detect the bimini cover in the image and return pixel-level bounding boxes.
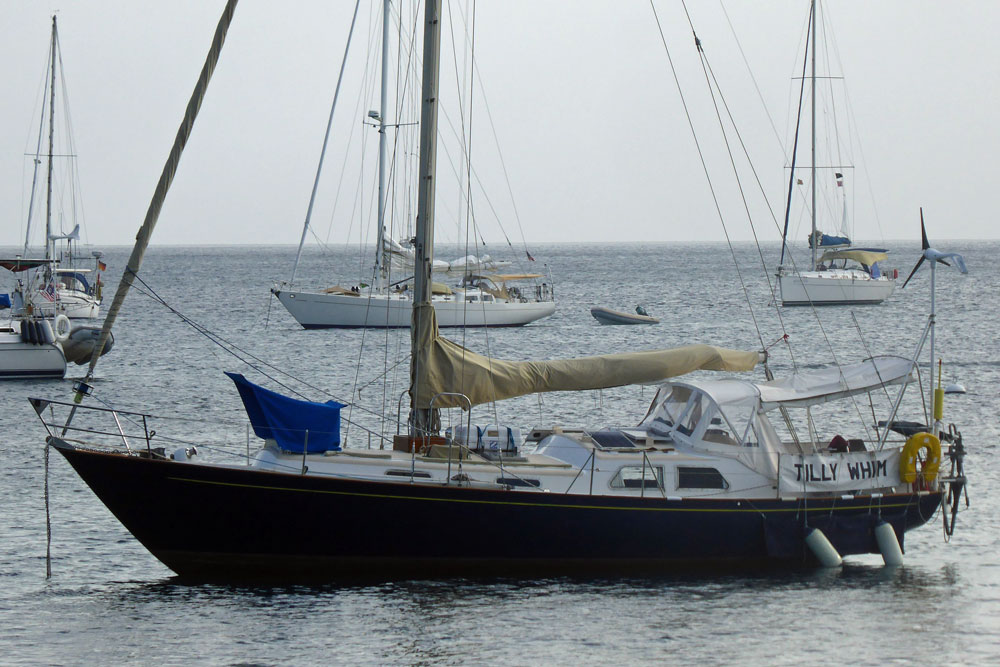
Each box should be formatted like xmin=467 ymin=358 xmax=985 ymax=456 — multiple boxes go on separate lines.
xmin=0 ymin=293 xmax=10 ymax=309
xmin=756 ymin=356 xmax=913 ymax=409
xmin=226 ymin=372 xmax=344 ymax=453
xmin=819 ymin=249 xmax=889 ymax=267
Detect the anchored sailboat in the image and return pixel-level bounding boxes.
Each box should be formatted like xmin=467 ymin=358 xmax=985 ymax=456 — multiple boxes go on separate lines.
xmin=38 ymin=1 xmax=966 ymax=579
xmin=272 ymin=0 xmax=554 ymax=329
xmin=777 ymin=0 xmax=895 ymax=306
xmin=0 ymin=16 xmax=112 ymax=379
xmin=10 ymin=15 xmax=104 ymax=320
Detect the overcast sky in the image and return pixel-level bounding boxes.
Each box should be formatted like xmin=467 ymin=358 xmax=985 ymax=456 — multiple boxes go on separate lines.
xmin=1 ymin=1 xmax=997 ymax=249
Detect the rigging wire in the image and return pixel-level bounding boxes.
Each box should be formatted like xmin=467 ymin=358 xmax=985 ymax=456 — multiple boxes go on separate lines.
xmin=126 ymin=270 xmax=398 ymax=436
xmin=55 ymin=38 xmax=89 ymax=248
xmin=679 ymin=9 xmax=798 ymax=366
xmin=683 ymin=0 xmax=892 ymax=427
xmin=289 ymin=0 xmax=362 ymax=284
xmin=822 ymin=4 xmax=889 ymax=244
xmin=660 ymin=0 xmax=894 ymax=450
xmin=718 ymin=1 xmax=788 ymax=162
xmin=648 ymin=0 xmax=767 ymax=353
xmin=22 ymin=38 xmax=53 ymax=255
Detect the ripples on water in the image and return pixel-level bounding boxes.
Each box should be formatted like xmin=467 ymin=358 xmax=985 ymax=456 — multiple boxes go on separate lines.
xmin=1 ymin=242 xmax=998 ymax=664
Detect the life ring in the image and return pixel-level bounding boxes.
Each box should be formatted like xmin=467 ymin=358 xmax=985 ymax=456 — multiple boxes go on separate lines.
xmin=900 ymin=432 xmax=941 ymax=484
xmin=53 ymin=314 xmax=72 ymax=343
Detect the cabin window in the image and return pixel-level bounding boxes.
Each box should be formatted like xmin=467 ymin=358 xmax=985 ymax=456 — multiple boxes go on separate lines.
xmin=496 ymin=477 xmax=540 ymax=488
xmin=610 ymin=465 xmax=664 ymax=490
xmin=677 ymin=467 xmax=729 ymax=490
xmin=385 ymin=470 xmax=432 ymax=479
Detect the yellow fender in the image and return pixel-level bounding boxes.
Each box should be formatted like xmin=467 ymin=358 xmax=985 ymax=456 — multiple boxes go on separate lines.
xmin=900 ymin=432 xmax=942 ymax=484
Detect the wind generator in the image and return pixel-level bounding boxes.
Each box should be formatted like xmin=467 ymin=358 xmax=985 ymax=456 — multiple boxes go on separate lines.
xmin=901 ymin=208 xmax=968 ymax=436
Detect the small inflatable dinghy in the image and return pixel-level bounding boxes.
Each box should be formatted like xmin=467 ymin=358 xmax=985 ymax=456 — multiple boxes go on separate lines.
xmin=591 ymin=306 xmax=659 ymax=325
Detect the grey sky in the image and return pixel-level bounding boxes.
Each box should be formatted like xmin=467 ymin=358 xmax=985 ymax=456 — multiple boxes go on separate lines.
xmin=1 ymin=1 xmax=997 ymax=249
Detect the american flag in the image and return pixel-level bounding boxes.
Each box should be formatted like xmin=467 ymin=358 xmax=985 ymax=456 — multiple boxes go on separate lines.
xmin=41 ymin=285 xmax=56 ymax=302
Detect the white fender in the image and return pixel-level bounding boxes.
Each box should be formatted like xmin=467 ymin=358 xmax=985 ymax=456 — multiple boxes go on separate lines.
xmin=875 ymin=521 xmax=904 ymax=566
xmin=805 ymin=527 xmax=843 ymax=568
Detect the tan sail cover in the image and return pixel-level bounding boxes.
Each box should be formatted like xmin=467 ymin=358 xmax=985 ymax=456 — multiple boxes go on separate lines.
xmin=411 ymin=304 xmax=759 ymax=408
xmin=819 ymin=249 xmax=888 ymax=266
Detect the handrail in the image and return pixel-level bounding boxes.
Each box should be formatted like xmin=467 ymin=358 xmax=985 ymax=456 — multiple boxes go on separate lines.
xmin=31 ymin=396 xmax=156 ymax=454
xmin=30 ymin=396 xmax=153 ymax=419
xmin=429 ymin=392 xmax=472 ymax=486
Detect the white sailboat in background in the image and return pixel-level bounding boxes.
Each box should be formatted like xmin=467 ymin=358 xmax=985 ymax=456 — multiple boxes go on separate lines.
xmin=272 ymin=0 xmax=555 ymax=329
xmin=0 ymin=16 xmax=112 ymax=379
xmin=777 ymin=0 xmax=895 ymax=306
xmin=8 ymin=15 xmax=105 ymax=320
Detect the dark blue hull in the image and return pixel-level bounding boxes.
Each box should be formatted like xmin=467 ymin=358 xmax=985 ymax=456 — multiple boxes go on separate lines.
xmin=52 ymin=438 xmax=942 ymax=580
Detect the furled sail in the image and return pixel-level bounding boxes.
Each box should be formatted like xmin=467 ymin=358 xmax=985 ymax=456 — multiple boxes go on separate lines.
xmin=412 ymin=304 xmax=759 ymax=408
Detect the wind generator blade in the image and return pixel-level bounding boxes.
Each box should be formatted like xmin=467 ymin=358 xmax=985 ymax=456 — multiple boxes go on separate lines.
xmin=83 ymin=0 xmax=240 ymax=382
xmin=920 ymin=207 xmax=930 ymax=250
xmin=901 ymin=256 xmax=925 ymax=289
xmin=940 ymin=252 xmax=968 ymax=274
xmin=935 ymin=258 xmax=952 ymax=267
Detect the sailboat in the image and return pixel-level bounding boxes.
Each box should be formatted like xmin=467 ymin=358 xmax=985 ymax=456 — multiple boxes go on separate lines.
xmin=9 ymin=16 xmax=104 ymax=320
xmin=0 ymin=257 xmax=66 ymax=379
xmin=0 ymin=17 xmax=113 ymax=379
xmin=0 ymin=256 xmax=113 ymax=378
xmin=271 ymin=1 xmax=555 ymax=330
xmin=776 ymin=0 xmax=895 ymax=306
xmin=38 ymin=0 xmax=966 ymax=578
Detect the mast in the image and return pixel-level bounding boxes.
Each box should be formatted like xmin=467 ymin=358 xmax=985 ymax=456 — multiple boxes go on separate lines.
xmin=46 ymin=15 xmax=57 ymax=265
xmin=410 ymin=0 xmax=443 ymax=435
xmin=809 ymin=0 xmax=817 ymax=271
xmin=374 ymin=0 xmax=390 ymax=291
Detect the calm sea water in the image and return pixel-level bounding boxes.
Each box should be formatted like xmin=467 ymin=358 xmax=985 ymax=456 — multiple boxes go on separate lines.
xmin=1 ymin=241 xmax=998 ymax=665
